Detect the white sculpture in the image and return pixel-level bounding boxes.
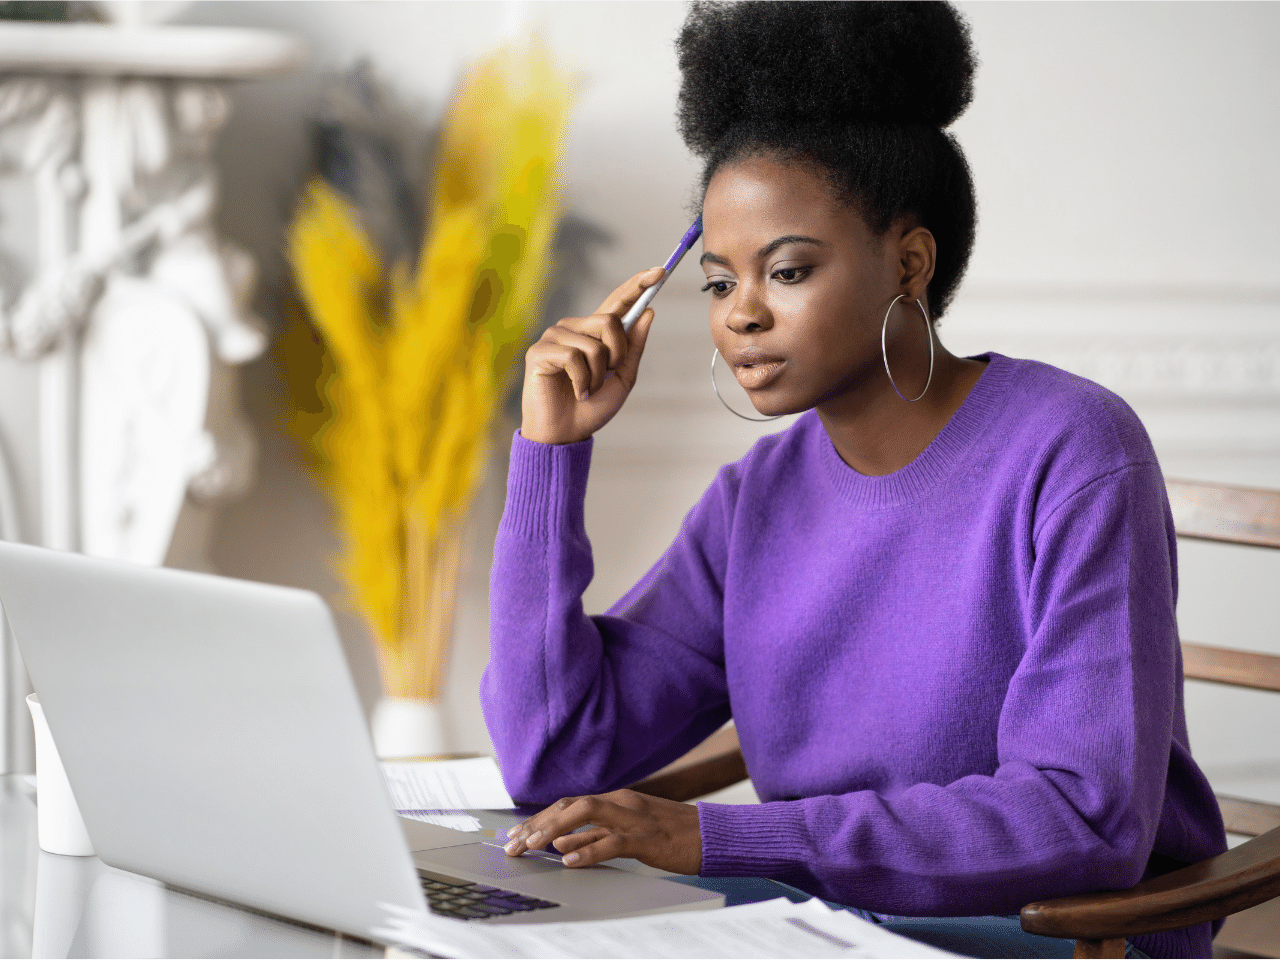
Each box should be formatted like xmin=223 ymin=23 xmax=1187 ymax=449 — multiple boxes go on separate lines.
xmin=1 ymin=76 xmax=266 ymax=565
xmin=0 ymin=24 xmax=302 ymax=566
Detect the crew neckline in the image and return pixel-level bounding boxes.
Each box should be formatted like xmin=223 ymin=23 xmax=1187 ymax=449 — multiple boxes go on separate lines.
xmin=816 ymin=352 xmax=1013 ymax=508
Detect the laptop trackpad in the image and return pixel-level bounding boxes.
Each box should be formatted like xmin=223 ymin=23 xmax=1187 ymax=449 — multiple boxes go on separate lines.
xmin=423 ymin=842 xmax=567 ymax=881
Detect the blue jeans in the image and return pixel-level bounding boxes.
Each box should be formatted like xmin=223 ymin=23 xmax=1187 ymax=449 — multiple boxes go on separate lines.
xmin=668 ymin=877 xmax=1151 ymax=959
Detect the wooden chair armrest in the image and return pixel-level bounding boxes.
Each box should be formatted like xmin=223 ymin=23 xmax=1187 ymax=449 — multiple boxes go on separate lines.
xmin=630 ymin=746 xmax=747 ymax=802
xmin=629 ymin=726 xmax=748 ymax=802
xmin=1020 ymin=827 xmax=1280 ymax=941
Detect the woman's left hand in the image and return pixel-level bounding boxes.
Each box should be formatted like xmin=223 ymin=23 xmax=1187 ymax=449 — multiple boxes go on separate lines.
xmin=502 ymin=789 xmax=702 ymax=875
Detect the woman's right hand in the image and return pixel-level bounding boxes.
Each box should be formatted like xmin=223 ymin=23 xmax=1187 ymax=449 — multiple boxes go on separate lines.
xmin=520 ymin=266 xmax=665 ymax=445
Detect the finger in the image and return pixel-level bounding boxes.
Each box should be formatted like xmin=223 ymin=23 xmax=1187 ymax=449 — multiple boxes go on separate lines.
xmin=562 ymin=832 xmax=627 ymax=868
xmin=520 ymin=794 xmax=584 ymax=836
xmin=613 ymin=308 xmax=655 ymax=389
xmin=552 ymin=826 xmax=610 ymax=855
xmin=528 ymin=339 xmax=593 ymax=402
xmin=531 ymin=326 xmax=614 ymax=399
xmin=596 ymin=267 xmax=665 ymax=319
xmin=558 ymin=314 xmax=629 ymax=371
xmin=504 ymin=796 xmax=585 ymax=855
xmin=550 ymin=327 xmax=612 ymax=395
xmin=514 ymin=795 xmax=612 ymax=853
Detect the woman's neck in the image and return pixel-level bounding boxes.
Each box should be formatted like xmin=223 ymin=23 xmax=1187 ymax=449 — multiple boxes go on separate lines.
xmin=816 ymin=348 xmax=988 ymax=477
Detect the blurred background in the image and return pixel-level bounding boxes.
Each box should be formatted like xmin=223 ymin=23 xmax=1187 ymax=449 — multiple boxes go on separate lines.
xmin=0 ymin=0 xmax=1276 ymax=929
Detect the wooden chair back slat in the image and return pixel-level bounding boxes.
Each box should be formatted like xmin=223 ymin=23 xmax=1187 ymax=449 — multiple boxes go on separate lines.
xmin=1181 ymin=642 xmax=1280 ymax=694
xmin=1166 ymin=477 xmax=1280 ymax=922
xmin=1165 ymin=478 xmax=1280 ymax=549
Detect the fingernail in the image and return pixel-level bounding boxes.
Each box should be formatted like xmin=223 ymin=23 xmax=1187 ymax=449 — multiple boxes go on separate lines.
xmin=526 ymin=831 xmax=543 ymax=847
xmin=563 ymin=852 xmax=580 ymax=865
xmin=504 ymin=839 xmax=520 ymax=854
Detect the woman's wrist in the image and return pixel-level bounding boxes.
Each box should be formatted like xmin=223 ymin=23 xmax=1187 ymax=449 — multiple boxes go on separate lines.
xmin=517 ymin=427 xmax=592 ymax=447
xmin=519 ymin=424 xmax=591 ymax=446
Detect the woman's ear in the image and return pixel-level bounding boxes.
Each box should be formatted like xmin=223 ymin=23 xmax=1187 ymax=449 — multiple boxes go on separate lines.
xmin=897 ymin=225 xmax=937 ymax=302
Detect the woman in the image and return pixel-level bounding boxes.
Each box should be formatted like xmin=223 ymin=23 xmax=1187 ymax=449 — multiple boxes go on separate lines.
xmin=482 ymin=3 xmax=1226 ymax=956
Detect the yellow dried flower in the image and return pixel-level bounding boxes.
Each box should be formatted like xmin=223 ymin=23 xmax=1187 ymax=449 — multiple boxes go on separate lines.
xmin=281 ymin=42 xmax=571 ymax=699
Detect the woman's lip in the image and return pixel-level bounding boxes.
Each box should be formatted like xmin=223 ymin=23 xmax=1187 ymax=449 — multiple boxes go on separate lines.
xmin=734 ymin=358 xmax=786 ymax=390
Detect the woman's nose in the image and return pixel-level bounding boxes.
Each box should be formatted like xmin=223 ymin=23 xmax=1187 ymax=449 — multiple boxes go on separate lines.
xmin=726 ymin=286 xmax=773 ymax=334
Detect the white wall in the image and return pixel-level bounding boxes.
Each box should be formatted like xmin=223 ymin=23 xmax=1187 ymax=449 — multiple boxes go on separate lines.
xmin=948 ymin=1 xmax=1280 ymax=808
xmin=1 ymin=3 xmax=1276 ymax=802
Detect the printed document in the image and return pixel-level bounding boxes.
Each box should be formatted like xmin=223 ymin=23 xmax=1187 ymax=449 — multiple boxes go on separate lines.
xmin=381 ymin=756 xmax=514 ymax=810
xmin=373 ymin=897 xmax=959 ymax=959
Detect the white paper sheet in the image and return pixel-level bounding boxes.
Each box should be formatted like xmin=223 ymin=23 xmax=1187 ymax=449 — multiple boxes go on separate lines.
xmin=380 ymin=756 xmax=514 ymax=810
xmin=372 ymin=897 xmax=959 ymax=959
xmin=396 ymin=810 xmax=484 ymax=832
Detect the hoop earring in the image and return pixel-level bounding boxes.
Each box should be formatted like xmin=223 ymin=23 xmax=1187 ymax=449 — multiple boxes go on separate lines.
xmin=711 ymin=349 xmax=783 ymax=422
xmin=881 ymin=294 xmax=935 ymax=402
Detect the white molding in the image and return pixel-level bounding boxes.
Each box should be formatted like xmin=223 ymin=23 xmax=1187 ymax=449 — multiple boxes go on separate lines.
xmin=591 ymin=287 xmax=1280 ymax=458
xmin=0 ymin=23 xmax=304 ymax=78
xmin=954 ymin=282 xmax=1280 ymax=304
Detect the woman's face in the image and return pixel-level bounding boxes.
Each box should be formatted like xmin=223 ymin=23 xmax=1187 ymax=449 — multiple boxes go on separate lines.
xmin=700 ymin=154 xmax=907 ymax=419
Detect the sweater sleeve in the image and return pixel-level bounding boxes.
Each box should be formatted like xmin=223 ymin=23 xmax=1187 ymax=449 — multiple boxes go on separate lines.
xmin=481 ymin=432 xmax=733 ymax=806
xmin=698 ymin=461 xmax=1182 ymax=917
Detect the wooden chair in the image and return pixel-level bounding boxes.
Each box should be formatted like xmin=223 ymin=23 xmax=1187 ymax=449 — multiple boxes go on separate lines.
xmin=630 ymin=478 xmax=1280 ymax=959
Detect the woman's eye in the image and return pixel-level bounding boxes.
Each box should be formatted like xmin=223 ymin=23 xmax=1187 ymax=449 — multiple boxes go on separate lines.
xmin=700 ymin=280 xmax=734 ymax=297
xmin=773 ymin=266 xmax=809 ymax=284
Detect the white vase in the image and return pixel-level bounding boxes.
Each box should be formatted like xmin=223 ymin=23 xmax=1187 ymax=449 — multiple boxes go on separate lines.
xmin=371 ymin=696 xmax=449 ymax=759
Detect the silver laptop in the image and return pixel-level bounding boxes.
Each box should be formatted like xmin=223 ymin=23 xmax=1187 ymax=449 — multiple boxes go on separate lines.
xmin=0 ymin=541 xmax=721 ymax=942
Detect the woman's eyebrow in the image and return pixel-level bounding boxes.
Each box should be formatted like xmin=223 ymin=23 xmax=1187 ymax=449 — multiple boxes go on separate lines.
xmin=758 ymin=235 xmax=828 ymax=259
xmin=699 ymin=235 xmax=828 ymax=268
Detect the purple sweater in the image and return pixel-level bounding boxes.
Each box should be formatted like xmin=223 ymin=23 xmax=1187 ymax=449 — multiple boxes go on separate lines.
xmin=482 ymin=354 xmax=1226 ymax=958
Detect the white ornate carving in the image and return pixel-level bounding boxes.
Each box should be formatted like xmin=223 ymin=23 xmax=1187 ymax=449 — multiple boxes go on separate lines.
xmin=0 ymin=55 xmax=281 ymax=566
xmin=73 ymin=75 xmax=267 ymax=565
xmin=79 ymin=274 xmax=210 ymax=565
xmin=0 ymin=78 xmax=85 ymax=555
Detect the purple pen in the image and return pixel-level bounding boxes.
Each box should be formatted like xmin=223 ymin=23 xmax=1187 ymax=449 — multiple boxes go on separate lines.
xmin=619 ymin=217 xmax=703 ymax=331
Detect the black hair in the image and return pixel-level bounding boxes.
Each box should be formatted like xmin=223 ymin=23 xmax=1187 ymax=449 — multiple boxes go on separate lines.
xmin=675 ymin=1 xmax=978 ymax=318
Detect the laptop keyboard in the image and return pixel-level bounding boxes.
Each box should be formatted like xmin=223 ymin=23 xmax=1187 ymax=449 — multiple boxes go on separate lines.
xmin=418 ymin=868 xmax=560 ymax=920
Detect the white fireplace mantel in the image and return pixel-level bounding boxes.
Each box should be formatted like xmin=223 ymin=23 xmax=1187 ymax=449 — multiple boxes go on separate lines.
xmin=0 ymin=20 xmax=305 ymax=774
xmin=0 ymin=22 xmax=304 ymax=77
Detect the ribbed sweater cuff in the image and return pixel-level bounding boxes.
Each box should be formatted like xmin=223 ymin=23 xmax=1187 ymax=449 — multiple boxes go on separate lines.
xmin=697 ymin=801 xmax=806 ymax=878
xmin=500 ymin=431 xmax=594 ymax=541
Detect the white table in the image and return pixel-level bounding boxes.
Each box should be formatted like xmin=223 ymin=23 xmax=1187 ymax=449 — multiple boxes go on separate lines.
xmin=1 ymin=773 xmax=392 ymax=958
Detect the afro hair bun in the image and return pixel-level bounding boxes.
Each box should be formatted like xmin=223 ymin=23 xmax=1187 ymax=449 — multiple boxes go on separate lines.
xmin=676 ymin=1 xmax=976 ymax=157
